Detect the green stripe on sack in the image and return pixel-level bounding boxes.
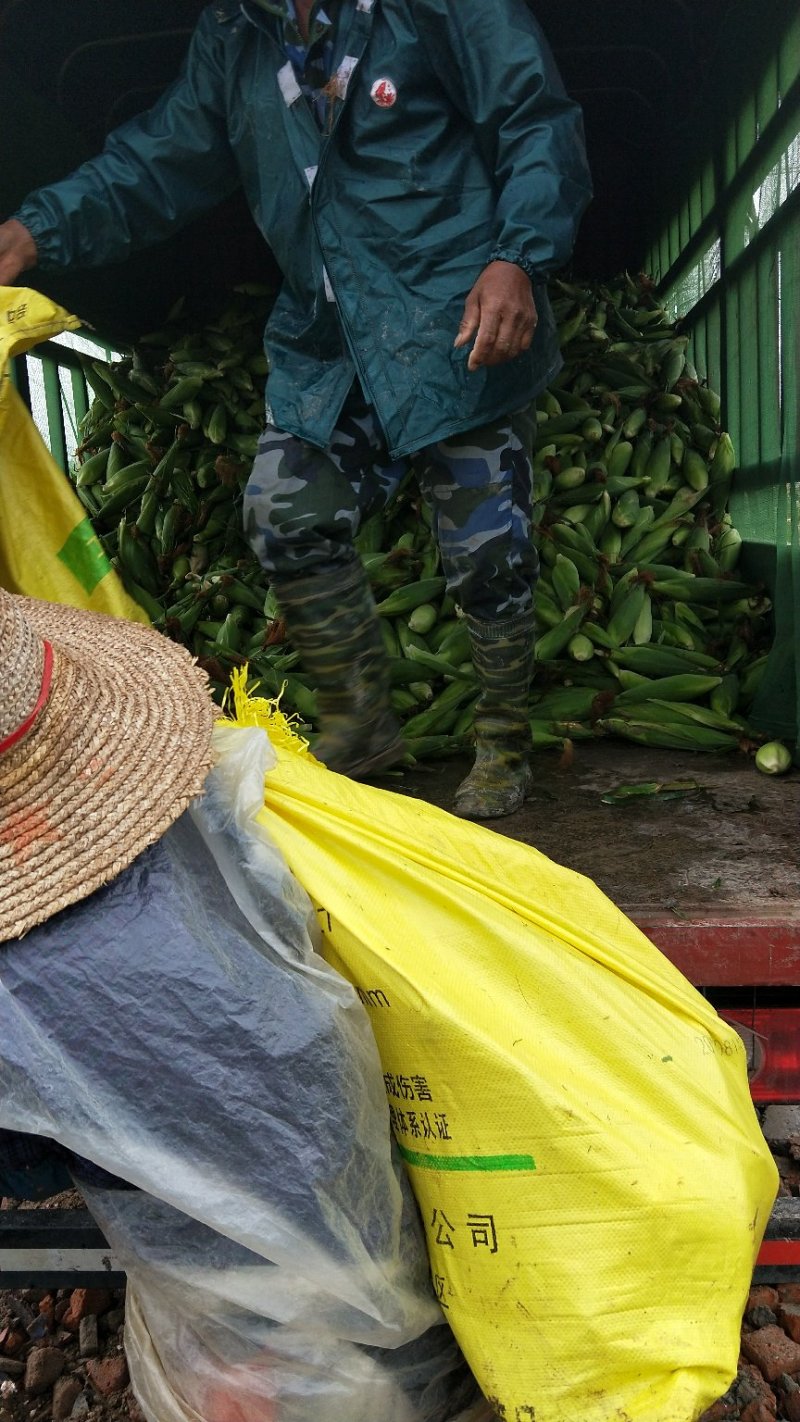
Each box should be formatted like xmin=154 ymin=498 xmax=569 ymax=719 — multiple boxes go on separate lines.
xmin=397 ymin=1144 xmax=536 ymax=1173
xmin=57 ymin=520 xmax=112 ymax=596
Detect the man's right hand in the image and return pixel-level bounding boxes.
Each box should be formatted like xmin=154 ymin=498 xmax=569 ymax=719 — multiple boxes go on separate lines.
xmin=0 ymin=220 xmax=37 ymax=286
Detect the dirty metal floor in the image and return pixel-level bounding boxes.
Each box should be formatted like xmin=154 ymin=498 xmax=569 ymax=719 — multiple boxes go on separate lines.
xmin=391 ymin=745 xmax=799 ymax=984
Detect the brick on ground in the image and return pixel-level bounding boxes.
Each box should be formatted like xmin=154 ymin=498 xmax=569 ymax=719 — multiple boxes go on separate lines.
xmin=748 ymin=1286 xmax=780 ymax=1312
xmin=741 ymin=1325 xmax=800 ymax=1383
xmin=762 ymin=1105 xmax=800 ymax=1150
xmin=777 ymin=1302 xmax=800 ymax=1346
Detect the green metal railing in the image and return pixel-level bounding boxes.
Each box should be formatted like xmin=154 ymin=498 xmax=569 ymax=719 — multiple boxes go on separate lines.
xmin=10 ymin=333 xmax=117 ymax=476
xmin=645 ymin=9 xmax=800 ymax=751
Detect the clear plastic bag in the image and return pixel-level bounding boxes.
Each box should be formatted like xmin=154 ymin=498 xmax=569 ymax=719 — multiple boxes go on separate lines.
xmin=0 ymin=724 xmax=485 ymax=1422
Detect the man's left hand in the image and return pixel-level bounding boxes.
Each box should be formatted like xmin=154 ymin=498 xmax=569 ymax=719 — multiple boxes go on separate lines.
xmin=454 ymin=261 xmax=538 ymax=371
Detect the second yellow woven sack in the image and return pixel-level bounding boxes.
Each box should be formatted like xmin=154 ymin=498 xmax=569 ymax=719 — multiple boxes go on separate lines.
xmin=230 ymin=687 xmax=777 ymax=1422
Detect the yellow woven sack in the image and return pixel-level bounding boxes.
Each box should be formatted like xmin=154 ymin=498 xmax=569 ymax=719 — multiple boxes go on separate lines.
xmin=229 ymin=684 xmax=778 ymax=1422
xmin=0 ymin=287 xmax=146 ymax=620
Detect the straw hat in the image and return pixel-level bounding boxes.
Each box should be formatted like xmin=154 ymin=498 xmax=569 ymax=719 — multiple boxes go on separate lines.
xmin=0 ymin=590 xmax=216 ymax=942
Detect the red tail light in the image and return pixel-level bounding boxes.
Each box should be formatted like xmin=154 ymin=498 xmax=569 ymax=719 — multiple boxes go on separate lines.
xmin=720 ymin=1008 xmax=800 ymax=1103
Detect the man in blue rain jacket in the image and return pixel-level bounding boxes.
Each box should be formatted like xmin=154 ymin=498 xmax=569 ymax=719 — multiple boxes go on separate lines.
xmin=0 ymin=0 xmax=591 ymax=818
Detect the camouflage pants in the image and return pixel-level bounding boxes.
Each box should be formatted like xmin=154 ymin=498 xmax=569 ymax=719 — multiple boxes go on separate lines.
xmin=244 ymin=388 xmax=539 ymax=620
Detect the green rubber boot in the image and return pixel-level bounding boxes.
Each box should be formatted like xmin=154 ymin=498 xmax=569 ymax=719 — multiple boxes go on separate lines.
xmin=453 ymin=610 xmax=535 ymax=820
xmin=272 ymin=563 xmax=405 ymax=779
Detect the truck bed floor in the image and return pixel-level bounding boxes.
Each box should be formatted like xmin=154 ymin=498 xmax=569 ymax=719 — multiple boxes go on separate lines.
xmin=394 ymin=745 xmax=800 ymax=985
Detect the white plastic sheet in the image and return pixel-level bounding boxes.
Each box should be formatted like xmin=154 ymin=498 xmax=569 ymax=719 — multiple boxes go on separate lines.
xmin=0 ymin=725 xmax=486 ymax=1422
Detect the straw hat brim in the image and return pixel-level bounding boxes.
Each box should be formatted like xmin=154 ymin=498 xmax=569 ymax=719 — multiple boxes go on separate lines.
xmin=0 ymin=598 xmax=216 ymax=942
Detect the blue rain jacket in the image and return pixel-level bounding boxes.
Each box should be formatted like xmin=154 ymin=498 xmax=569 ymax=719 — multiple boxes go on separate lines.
xmin=15 ymin=0 xmax=592 ymax=457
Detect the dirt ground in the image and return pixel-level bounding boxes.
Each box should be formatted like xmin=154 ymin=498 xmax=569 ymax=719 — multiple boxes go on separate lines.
xmin=394 ymin=743 xmax=799 ymax=914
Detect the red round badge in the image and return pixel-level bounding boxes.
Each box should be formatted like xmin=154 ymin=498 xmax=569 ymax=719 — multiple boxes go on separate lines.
xmin=370 ymin=77 xmax=397 ymax=108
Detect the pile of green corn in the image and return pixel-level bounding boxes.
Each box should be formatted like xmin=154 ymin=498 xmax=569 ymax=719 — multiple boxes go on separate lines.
xmin=69 ymin=274 xmax=773 ymax=762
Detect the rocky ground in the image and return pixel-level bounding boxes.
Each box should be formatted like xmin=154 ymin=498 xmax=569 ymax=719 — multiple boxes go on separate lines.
xmin=0 ymin=1186 xmax=138 ymax=1422
xmin=0 ymin=1281 xmax=137 ymax=1422
xmin=2 ymin=1259 xmax=800 ymax=1422
xmin=699 ymin=1283 xmax=800 ymax=1422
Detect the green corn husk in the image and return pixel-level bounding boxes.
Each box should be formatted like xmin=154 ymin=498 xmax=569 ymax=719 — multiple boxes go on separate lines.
xmin=754 ymin=741 xmax=793 ymax=775
xmin=67 ymin=274 xmax=772 ymax=758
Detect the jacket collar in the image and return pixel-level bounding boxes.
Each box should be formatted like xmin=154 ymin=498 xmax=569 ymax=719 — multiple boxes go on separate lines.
xmin=246 ymin=0 xmax=338 ymax=27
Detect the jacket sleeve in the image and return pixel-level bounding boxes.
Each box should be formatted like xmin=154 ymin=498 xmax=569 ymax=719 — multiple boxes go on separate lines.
xmin=415 ymin=0 xmax=592 ymax=278
xmin=12 ymin=9 xmax=239 ymax=271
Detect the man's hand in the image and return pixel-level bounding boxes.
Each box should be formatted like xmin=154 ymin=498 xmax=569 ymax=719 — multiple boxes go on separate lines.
xmin=0 ymin=220 xmax=37 ymax=286
xmin=454 ymin=260 xmax=538 ymax=371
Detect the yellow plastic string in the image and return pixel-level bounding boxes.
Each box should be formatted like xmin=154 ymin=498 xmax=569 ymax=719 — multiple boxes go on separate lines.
xmin=220 ymin=665 xmax=315 ymax=759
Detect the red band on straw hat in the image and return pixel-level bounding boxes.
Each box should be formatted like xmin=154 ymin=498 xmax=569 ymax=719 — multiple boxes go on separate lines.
xmin=1 ymin=596 xmax=215 ymax=943
xmin=0 ymin=640 xmax=53 ymax=756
